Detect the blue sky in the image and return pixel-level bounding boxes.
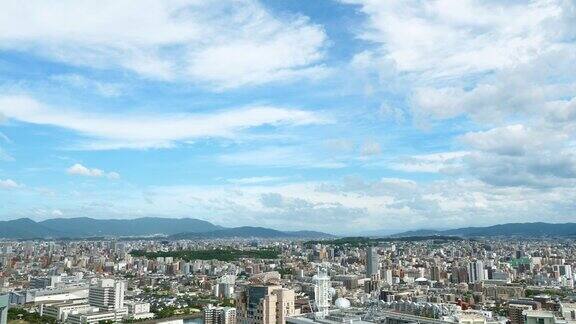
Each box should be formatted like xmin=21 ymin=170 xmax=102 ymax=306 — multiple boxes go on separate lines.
xmin=0 ymin=0 xmax=575 ymax=234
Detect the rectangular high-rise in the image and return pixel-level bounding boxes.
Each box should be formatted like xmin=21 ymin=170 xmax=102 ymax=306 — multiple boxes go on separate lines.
xmin=468 ymin=260 xmax=485 ymax=283
xmin=204 ymin=305 xmax=236 ymax=324
xmin=237 ymin=285 xmax=296 ymax=324
xmin=88 ymin=279 xmax=125 ymax=311
xmin=366 ymin=247 xmax=380 ymax=277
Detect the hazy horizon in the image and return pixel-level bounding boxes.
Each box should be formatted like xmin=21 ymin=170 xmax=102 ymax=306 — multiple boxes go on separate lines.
xmin=1 ymin=0 xmax=575 ymax=233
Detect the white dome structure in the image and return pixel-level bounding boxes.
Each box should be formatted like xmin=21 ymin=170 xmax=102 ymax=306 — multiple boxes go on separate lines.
xmin=335 ymin=297 xmax=351 ymax=309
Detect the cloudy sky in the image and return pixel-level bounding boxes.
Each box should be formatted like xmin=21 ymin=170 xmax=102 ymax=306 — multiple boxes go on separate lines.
xmin=0 ymin=0 xmax=575 ymax=234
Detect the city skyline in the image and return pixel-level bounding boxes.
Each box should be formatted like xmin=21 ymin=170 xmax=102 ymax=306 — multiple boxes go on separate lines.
xmin=1 ymin=0 xmax=576 ymax=233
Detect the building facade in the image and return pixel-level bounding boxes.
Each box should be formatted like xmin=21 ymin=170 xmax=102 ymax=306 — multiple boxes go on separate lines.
xmin=0 ymin=294 xmax=8 ymax=324
xmin=237 ymin=285 xmax=296 ymax=324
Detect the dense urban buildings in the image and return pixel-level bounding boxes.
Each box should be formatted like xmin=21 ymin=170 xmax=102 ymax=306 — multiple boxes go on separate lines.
xmin=0 ymin=237 xmax=576 ymax=324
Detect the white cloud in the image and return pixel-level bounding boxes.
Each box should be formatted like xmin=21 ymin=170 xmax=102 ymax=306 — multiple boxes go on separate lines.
xmin=0 ymin=0 xmax=328 ymax=89
xmin=0 ymin=132 xmax=11 ymax=143
xmin=227 ymin=176 xmax=290 ymax=185
xmin=0 ymin=132 xmax=14 ymax=161
xmin=460 ymin=125 xmax=557 ymax=156
xmin=345 ymin=0 xmax=576 ymax=192
xmin=389 ymin=151 xmax=469 ymax=173
xmin=5 ymin=173 xmax=576 ymax=232
xmin=325 ymin=139 xmax=355 ymax=154
xmin=51 ymin=74 xmax=125 ymax=97
xmin=360 ymin=139 xmax=382 ymax=156
xmin=346 ymin=0 xmax=576 ymax=126
xmin=0 ymin=179 xmax=22 ymax=189
xmin=0 ymin=147 xmax=13 ymax=161
xmin=345 ymin=0 xmax=572 ymax=81
xmin=67 ymin=163 xmax=120 ymax=179
xmin=0 ymin=94 xmax=326 ymax=149
xmin=40 ymin=176 xmax=576 ymax=233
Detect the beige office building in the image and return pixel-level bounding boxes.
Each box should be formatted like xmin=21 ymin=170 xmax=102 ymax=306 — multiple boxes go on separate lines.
xmin=237 ymin=285 xmax=296 ymax=324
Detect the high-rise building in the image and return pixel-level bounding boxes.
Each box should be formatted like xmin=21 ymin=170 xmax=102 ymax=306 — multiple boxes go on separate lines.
xmin=468 ymin=260 xmax=485 ymax=283
xmin=430 ymin=266 xmax=442 ymax=282
xmin=237 ymin=285 xmax=296 ymax=324
xmin=214 ymin=275 xmax=236 ymax=299
xmin=313 ymin=267 xmax=330 ymax=318
xmin=0 ymin=294 xmax=8 ymax=324
xmin=88 ymin=279 xmax=125 ymax=311
xmin=381 ymin=269 xmax=393 ymax=285
xmin=366 ymin=247 xmax=379 ymax=277
xmin=553 ymin=265 xmax=572 ymax=279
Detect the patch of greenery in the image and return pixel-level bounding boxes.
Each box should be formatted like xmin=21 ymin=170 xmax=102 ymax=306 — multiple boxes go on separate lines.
xmin=277 ymin=268 xmax=293 ymax=276
xmin=152 ymin=306 xmax=177 ymax=319
xmin=8 ymin=308 xmax=56 ymax=324
xmin=131 ymin=248 xmax=279 ymax=261
xmin=305 ymin=235 xmax=464 ymax=247
xmin=525 ymin=289 xmax=567 ymax=298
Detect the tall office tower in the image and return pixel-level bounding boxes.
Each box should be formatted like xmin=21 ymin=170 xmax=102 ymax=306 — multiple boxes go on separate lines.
xmin=88 ymin=278 xmax=126 ymax=311
xmin=0 ymin=294 xmax=8 ymax=324
xmin=236 ymin=285 xmax=295 ymax=324
xmin=313 ymin=267 xmax=331 ymax=318
xmin=430 ymin=265 xmax=442 ymax=282
xmin=468 ymin=260 xmax=485 ymax=283
xmin=381 ymin=269 xmax=393 ymax=285
xmin=275 ymin=288 xmax=296 ymax=324
xmin=204 ymin=305 xmax=237 ymax=324
xmin=554 ymin=265 xmax=573 ymax=279
xmin=216 ymin=275 xmax=236 ymax=299
xmin=366 ymin=246 xmax=380 ymax=277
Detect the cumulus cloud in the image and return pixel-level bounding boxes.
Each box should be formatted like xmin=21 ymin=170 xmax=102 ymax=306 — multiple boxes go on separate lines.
xmin=452 ymin=122 xmax=576 ymax=188
xmin=460 ymin=125 xmax=550 ymax=156
xmin=344 ymin=0 xmax=576 ymax=192
xmin=0 ymin=0 xmax=328 ymax=89
xmin=0 ymin=178 xmax=22 ymax=189
xmin=39 ymin=176 xmax=576 ymax=233
xmin=0 ymin=95 xmax=326 ymax=149
xmin=67 ymin=163 xmax=120 ymax=179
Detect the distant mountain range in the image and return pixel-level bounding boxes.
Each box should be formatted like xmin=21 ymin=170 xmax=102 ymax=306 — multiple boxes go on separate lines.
xmin=0 ymin=217 xmax=333 ymax=239
xmin=170 ymin=226 xmax=330 ymax=239
xmin=2 ymin=218 xmax=573 ymax=240
xmin=392 ymin=222 xmax=576 ymax=238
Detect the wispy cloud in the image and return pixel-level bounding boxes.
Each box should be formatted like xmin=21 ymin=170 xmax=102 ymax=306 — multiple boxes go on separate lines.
xmin=218 ymin=146 xmax=346 ymax=169
xmin=51 ymin=74 xmax=125 ymax=97
xmin=227 ymin=176 xmax=290 ymax=185
xmin=0 ymin=95 xmax=327 ymax=149
xmin=0 ymin=0 xmax=328 ymax=89
xmin=388 ymin=151 xmax=469 ymax=173
xmin=345 ymin=0 xmax=571 ymax=80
